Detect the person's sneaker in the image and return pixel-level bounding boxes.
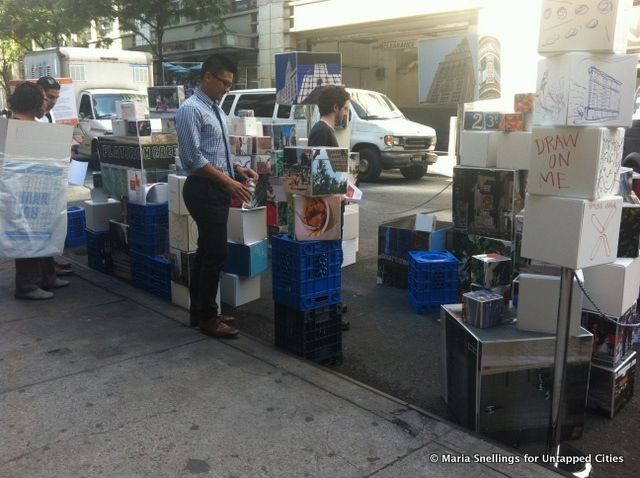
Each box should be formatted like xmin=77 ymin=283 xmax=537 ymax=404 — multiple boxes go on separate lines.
xmin=15 ymin=288 xmax=54 ymax=300
xmin=55 ymin=265 xmax=73 ymax=276
xmin=46 ymin=279 xmax=69 ymax=289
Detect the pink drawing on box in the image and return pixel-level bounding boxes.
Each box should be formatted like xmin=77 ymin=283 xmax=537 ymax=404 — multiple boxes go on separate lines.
xmin=589 ymin=204 xmax=617 ymax=260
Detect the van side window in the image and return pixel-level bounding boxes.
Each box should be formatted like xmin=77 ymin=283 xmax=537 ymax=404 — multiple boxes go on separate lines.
xmin=220 ymin=95 xmax=235 ymax=114
xmin=276 ymin=104 xmax=292 ymax=118
xmin=79 ymin=94 xmax=94 ymax=119
xmin=236 ymin=94 xmax=275 ymax=118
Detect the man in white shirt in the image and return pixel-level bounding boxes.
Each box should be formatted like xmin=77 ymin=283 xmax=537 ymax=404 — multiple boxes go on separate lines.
xmin=36 ymin=76 xmax=73 ymax=278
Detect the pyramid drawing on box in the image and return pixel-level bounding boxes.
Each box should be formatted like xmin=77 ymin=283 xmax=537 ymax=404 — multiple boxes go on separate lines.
xmin=275 ymin=52 xmax=342 ymax=105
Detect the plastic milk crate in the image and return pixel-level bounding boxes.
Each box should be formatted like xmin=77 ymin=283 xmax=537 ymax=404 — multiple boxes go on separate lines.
xmin=408 ymin=251 xmax=459 ymax=314
xmin=85 ymin=229 xmax=113 ymax=274
xmin=271 ymin=234 xmax=342 ymax=311
xmin=127 ymin=202 xmax=169 ymax=255
xmin=130 ymin=250 xmax=171 ymax=300
xmin=274 ymin=302 xmax=343 ymax=366
xmin=65 ymin=206 xmax=86 ymax=247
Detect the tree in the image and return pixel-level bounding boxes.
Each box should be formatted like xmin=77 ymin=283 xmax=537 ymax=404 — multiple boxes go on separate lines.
xmin=0 ymin=39 xmax=25 ymax=104
xmin=113 ymin=0 xmax=228 ymax=84
xmin=0 ymin=0 xmax=104 ymax=50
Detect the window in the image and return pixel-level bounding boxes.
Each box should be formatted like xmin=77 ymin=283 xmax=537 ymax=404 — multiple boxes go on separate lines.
xmin=79 ymin=94 xmax=94 ymax=119
xmin=69 ymin=64 xmax=86 ymax=82
xmin=276 ymin=104 xmax=292 ymax=119
xmin=133 ymin=65 xmax=149 ymax=83
xmin=220 ymin=94 xmax=235 ymax=115
xmin=236 ymin=94 xmax=275 ymax=118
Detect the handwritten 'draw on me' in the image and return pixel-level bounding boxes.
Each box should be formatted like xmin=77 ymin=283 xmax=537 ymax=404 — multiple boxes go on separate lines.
xmin=534 ymin=131 xmax=579 ymax=189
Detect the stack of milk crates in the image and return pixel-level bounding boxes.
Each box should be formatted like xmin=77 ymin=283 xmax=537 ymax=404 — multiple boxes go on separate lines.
xmin=269 ymin=143 xmax=352 ymax=366
xmin=518 ymin=0 xmax=640 ymax=419
xmin=84 ymin=198 xmax=123 ymax=274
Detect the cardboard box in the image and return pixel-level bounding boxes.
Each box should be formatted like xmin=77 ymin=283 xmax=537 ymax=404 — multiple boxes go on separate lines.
xmin=462 ymin=290 xmax=505 ymax=328
xmin=582 ymin=256 xmax=640 ymax=317
xmin=516 ymin=272 xmax=584 ymax=336
xmin=229 ymin=135 xmax=254 ymax=155
xmin=127 ymin=169 xmax=168 ymax=205
xmin=462 ymin=111 xmax=502 ymax=131
xmin=251 ymin=155 xmax=272 ymax=175
xmin=343 ymin=204 xmax=359 ymax=240
xmin=618 ymin=204 xmax=640 ymax=258
xmin=588 ymin=350 xmax=636 ymax=418
xmin=117 ymin=101 xmax=146 ymax=121
xmin=0 ymin=117 xmax=73 ymax=161
xmin=379 ymin=215 xmax=451 ymax=259
xmin=228 ymin=117 xmax=259 ymax=136
xmin=538 ymin=0 xmax=633 ymax=54
xmin=293 ymin=195 xmax=342 ymax=241
xmin=470 ymin=253 xmax=513 ymax=288
xmin=533 ymin=52 xmax=637 ymax=127
xmin=263 ymin=124 xmax=298 ymax=150
xmin=147 ymin=86 xmax=185 ymax=113
xmin=528 ymin=127 xmax=625 ymax=199
xmin=283 ymin=147 xmax=349 ymax=196
xmin=223 ymin=239 xmax=268 ymax=277
xmin=499 ymin=113 xmax=524 ymax=132
xmin=169 ymin=247 xmax=196 ymax=287
xmin=582 ymin=303 xmax=638 ymax=366
xmin=275 ymin=51 xmax=342 ymax=105
xmin=227 ymin=207 xmax=267 ymax=245
xmin=514 ymin=93 xmax=535 ymax=113
xmin=171 ymin=280 xmax=220 ymax=312
xmin=452 ymin=166 xmax=527 ymax=241
xmin=342 ymin=237 xmax=358 ymax=268
xmin=168 ymin=174 xmax=189 ymax=215
xmin=169 ymin=212 xmax=198 ymax=252
xmin=459 ymin=131 xmax=498 ymax=167
xmin=448 ymin=230 xmax=514 ymax=292
xmin=521 ymin=194 xmax=623 ymax=269
xmin=231 ymin=154 xmax=252 ymax=169
xmin=220 ymin=273 xmax=261 ymax=307
xmin=495 ymin=132 xmax=532 ymax=170
xmin=254 ymin=136 xmax=273 ymax=155
xmin=112 ymin=119 xmax=151 ymax=137
xmin=84 ymin=199 xmax=122 ymax=232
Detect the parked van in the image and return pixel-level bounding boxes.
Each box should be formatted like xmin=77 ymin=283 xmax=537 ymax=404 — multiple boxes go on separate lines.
xmin=221 ymin=88 xmax=438 ymax=181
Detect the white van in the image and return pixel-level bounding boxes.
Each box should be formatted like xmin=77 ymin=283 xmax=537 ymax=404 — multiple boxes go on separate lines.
xmin=221 ymin=88 xmax=438 ymax=181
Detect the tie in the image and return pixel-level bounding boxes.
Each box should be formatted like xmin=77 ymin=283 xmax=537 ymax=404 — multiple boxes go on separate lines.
xmin=212 ymin=104 xmax=235 ymax=179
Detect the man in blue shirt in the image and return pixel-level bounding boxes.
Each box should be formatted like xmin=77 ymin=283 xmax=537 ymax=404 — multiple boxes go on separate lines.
xmin=176 ymin=54 xmax=258 ymax=339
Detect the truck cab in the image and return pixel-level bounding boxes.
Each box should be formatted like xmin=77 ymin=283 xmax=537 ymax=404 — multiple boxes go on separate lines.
xmin=75 ymin=89 xmax=149 ymax=164
xmin=221 ymin=87 xmax=438 ymax=181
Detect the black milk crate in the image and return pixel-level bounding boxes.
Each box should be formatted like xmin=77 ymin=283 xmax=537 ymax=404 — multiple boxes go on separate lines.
xmin=274 ymin=302 xmax=343 ymax=365
xmin=130 ymin=250 xmax=171 ymax=300
xmin=86 ymin=229 xmax=113 ymax=273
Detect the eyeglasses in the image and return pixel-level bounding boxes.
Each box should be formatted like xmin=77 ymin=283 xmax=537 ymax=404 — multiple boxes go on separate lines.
xmin=211 ymin=73 xmax=233 ymax=90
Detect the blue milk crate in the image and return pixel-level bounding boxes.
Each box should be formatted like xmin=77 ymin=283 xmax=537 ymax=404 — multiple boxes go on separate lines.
xmin=130 ymin=250 xmax=171 ymax=300
xmin=274 ymin=302 xmax=343 ymax=365
xmin=86 ymin=229 xmax=113 ymax=273
xmin=65 ymin=206 xmax=86 ymax=247
xmin=126 ymin=202 xmax=168 ymax=234
xmin=408 ymin=250 xmax=459 ymax=285
xmin=271 ymin=234 xmax=342 ymax=311
xmin=129 ymin=228 xmax=169 ymax=255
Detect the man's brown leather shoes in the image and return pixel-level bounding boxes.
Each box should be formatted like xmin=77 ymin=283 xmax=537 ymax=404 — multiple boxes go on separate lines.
xmin=199 ymin=317 xmax=239 ymax=339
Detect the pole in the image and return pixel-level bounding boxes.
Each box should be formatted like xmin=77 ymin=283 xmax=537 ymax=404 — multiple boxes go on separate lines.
xmin=548 ymin=267 xmax=574 ymax=453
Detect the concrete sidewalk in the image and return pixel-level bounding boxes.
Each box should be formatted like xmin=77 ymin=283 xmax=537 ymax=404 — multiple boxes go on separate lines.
xmin=0 ymin=258 xmax=562 ymax=478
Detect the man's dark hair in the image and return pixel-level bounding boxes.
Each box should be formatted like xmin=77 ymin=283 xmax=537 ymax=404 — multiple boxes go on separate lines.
xmin=317 ymin=85 xmax=350 ymax=116
xmin=36 ymin=76 xmax=61 ymax=91
xmin=200 ymin=54 xmax=237 ymax=80
xmin=9 ymin=82 xmax=45 ymax=115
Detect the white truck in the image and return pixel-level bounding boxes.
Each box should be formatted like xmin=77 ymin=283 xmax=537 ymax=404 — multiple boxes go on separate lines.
xmin=24 ymin=47 xmax=153 ymax=166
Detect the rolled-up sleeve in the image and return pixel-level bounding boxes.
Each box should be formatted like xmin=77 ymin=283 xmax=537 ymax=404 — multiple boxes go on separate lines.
xmin=175 ymin=105 xmax=210 ymax=173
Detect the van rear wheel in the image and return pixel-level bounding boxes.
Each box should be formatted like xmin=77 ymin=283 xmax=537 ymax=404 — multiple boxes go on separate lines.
xmin=358 ymin=147 xmax=382 ymax=182
xmin=400 ymin=165 xmax=427 ymax=179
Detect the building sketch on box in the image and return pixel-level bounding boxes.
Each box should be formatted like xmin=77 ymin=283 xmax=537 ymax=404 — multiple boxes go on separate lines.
xmin=590 ymin=204 xmax=617 ymax=260
xmin=539 ymin=0 xmax=621 ymax=50
xmin=276 ymin=59 xmax=342 ymax=105
xmin=597 ymin=129 xmax=625 ymax=196
xmin=536 ymin=61 xmax=627 ymax=124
